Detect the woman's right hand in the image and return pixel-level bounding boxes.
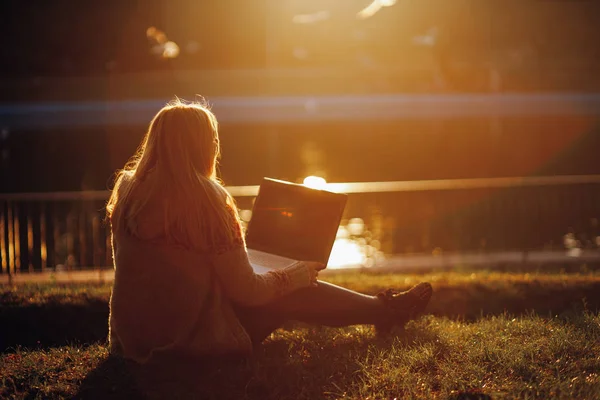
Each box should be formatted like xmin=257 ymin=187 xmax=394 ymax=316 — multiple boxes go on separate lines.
xmin=303 ymin=261 xmax=325 ymax=287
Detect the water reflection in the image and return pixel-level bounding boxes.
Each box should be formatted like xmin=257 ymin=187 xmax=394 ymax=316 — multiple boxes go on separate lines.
xmin=328 ymin=221 xmax=385 ymax=269
xmin=328 ymin=237 xmax=365 ymax=268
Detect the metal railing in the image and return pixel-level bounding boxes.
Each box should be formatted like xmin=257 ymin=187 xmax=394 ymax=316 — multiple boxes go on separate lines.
xmin=1 ymin=174 xmax=600 ymax=278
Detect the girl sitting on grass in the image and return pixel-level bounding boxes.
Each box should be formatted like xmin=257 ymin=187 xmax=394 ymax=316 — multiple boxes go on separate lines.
xmin=106 ymin=99 xmax=433 ymax=364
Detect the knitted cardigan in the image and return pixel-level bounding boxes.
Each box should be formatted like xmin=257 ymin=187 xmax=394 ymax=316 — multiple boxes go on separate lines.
xmin=108 ymin=176 xmax=311 ymax=363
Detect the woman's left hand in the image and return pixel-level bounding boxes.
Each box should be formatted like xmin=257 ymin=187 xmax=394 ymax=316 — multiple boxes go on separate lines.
xmin=303 ymin=261 xmax=324 ymax=287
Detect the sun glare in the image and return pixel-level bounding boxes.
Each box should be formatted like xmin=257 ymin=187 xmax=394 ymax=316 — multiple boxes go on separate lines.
xmin=303 ymin=176 xmax=328 ymax=190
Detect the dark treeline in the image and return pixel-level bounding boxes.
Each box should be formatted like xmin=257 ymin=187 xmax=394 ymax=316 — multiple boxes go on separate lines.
xmin=0 ymin=0 xmax=599 ymax=92
xmin=1 ymin=1 xmax=599 ymax=191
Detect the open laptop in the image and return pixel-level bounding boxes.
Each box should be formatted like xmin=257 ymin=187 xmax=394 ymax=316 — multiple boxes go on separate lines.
xmin=245 ymin=178 xmax=347 ymax=274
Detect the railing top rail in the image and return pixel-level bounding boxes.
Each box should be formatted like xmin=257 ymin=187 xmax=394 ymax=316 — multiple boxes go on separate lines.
xmin=1 ymin=174 xmax=599 ymax=202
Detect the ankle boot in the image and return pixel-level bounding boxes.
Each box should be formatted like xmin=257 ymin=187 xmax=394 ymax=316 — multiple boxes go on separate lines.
xmin=375 ymin=282 xmax=433 ymax=335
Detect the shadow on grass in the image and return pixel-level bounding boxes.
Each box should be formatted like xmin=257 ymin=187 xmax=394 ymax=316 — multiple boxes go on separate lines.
xmin=447 ymin=393 xmax=492 ymax=400
xmin=72 ymin=322 xmax=500 ymax=400
xmin=0 ymin=301 xmax=108 ymax=351
xmin=72 ymin=355 xmax=143 ymax=400
xmin=72 ymin=328 xmax=416 ymax=400
xmin=71 ymin=339 xmax=373 ymax=399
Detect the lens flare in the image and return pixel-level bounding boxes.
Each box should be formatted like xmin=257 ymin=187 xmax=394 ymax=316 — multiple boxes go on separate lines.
xmin=292 ymin=10 xmax=330 ymax=24
xmin=146 ymin=26 xmax=179 ymax=59
xmin=357 ymin=0 xmax=397 ymax=20
xmin=162 ymin=41 xmax=180 ymax=59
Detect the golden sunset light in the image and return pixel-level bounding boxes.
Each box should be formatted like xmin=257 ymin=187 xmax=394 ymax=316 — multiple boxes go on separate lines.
xmin=1 ymin=1 xmax=600 ymax=398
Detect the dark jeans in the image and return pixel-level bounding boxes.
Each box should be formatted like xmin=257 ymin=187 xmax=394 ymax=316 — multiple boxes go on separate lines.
xmin=234 ymin=280 xmax=389 ymax=345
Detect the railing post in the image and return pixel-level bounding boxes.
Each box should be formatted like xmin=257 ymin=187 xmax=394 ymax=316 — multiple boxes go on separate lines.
xmin=52 ymin=204 xmax=60 ymax=269
xmin=13 ymin=203 xmax=21 ymax=273
xmin=0 ymin=201 xmax=7 ymax=276
xmin=7 ymin=201 xmax=14 ymax=284
xmin=105 ymin=225 xmax=112 ymax=267
xmin=78 ymin=205 xmax=87 ymax=268
xmin=66 ymin=211 xmax=75 ymax=270
xmin=40 ymin=202 xmax=47 ymax=271
xmin=27 ymin=206 xmax=34 ymax=272
xmin=92 ymin=215 xmax=101 ymax=268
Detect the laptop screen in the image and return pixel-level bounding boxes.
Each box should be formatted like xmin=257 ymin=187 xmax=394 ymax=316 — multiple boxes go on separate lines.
xmin=245 ymin=178 xmax=347 ymax=264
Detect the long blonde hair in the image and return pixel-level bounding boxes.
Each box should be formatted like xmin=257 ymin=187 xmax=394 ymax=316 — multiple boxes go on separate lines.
xmin=106 ymin=98 xmax=242 ymax=250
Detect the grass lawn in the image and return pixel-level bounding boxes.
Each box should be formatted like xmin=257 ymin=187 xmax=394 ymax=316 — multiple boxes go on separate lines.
xmin=2 ymin=270 xmax=600 ymax=399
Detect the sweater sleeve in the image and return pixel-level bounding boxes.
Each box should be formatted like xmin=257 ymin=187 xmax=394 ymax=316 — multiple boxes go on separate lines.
xmin=211 ymin=245 xmax=312 ymax=306
xmin=210 ymin=206 xmax=312 ymax=306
